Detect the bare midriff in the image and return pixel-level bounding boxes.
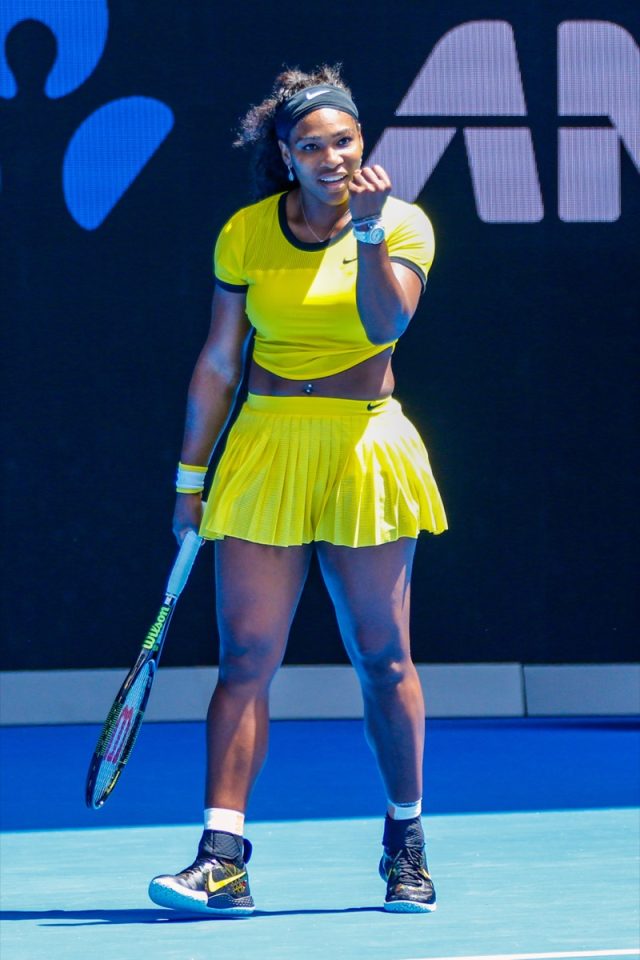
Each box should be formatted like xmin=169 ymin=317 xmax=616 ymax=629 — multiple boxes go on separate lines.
xmin=247 ymin=346 xmax=395 ymax=401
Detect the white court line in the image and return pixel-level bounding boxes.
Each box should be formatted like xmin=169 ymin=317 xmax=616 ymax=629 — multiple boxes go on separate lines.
xmin=400 ymin=950 xmax=640 ymax=960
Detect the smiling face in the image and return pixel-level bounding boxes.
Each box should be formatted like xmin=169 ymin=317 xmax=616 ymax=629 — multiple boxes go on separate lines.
xmin=278 ymin=108 xmax=363 ymax=207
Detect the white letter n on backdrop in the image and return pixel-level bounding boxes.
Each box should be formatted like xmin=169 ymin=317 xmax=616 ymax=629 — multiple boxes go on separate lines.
xmin=558 ymin=20 xmax=640 ymax=222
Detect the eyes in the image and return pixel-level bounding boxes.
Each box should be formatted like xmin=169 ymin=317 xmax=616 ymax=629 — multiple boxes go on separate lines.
xmin=299 ymin=136 xmax=354 ymax=152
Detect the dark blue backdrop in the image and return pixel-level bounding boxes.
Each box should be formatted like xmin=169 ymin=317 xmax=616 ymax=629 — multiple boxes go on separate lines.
xmin=1 ymin=1 xmax=638 ymax=669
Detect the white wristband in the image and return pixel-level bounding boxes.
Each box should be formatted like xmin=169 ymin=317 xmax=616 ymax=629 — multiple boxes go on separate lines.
xmin=176 ymin=462 xmax=207 ymax=494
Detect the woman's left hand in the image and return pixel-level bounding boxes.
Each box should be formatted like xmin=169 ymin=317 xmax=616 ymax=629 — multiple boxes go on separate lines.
xmin=348 ymin=164 xmax=392 ymax=221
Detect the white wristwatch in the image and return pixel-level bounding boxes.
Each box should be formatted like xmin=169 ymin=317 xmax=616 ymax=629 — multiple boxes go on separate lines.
xmin=352 ymin=218 xmax=385 ymax=245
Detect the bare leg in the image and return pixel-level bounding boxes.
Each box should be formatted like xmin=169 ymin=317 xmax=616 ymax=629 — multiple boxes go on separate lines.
xmin=205 ymin=538 xmax=312 ymax=810
xmin=316 ymin=538 xmax=424 ymax=803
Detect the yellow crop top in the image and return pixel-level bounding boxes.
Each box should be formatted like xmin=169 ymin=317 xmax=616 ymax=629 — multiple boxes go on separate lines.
xmin=214 ymin=192 xmax=435 ymax=380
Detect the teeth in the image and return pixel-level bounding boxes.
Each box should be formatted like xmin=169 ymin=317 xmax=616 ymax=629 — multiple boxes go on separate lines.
xmin=320 ymin=175 xmax=345 ymax=182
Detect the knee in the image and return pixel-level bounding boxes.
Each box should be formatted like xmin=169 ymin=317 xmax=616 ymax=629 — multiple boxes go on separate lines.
xmin=217 ymin=622 xmax=283 ymax=689
xmin=350 ymin=631 xmax=412 ymax=690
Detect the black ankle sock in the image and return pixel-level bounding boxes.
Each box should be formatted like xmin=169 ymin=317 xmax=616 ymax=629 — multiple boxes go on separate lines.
xmin=198 ymin=829 xmax=244 ymax=862
xmin=382 ymin=814 xmax=425 ymax=853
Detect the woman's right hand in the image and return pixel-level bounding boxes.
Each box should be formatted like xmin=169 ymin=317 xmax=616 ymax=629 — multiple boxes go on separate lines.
xmin=172 ymin=493 xmax=204 ymax=545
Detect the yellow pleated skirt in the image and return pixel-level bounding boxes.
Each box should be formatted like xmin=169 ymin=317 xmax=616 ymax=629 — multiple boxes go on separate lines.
xmin=199 ymin=393 xmax=447 ymax=547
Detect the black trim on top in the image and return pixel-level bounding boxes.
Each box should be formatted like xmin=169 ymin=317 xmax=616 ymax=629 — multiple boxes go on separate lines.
xmin=389 ymin=256 xmax=427 ymax=293
xmin=215 ymin=277 xmax=249 ymax=292
xmin=277 ymin=192 xmax=353 ymax=252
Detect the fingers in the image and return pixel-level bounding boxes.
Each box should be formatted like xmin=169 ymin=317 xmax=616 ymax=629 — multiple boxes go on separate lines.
xmin=349 ymin=164 xmax=392 ymax=193
xmin=348 ymin=164 xmax=391 ymax=221
xmin=173 ymin=493 xmax=204 ymax=545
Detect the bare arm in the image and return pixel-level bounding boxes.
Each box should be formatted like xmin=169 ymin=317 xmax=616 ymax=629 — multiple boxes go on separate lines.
xmin=349 ymin=165 xmax=422 ymax=345
xmin=173 ymin=286 xmax=251 ymax=541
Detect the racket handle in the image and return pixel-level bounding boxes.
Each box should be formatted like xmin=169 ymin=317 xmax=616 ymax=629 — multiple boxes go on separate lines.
xmin=166 ymin=529 xmax=203 ymax=598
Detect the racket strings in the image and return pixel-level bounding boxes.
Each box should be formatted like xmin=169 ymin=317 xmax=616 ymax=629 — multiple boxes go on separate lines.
xmin=92 ymin=663 xmax=153 ymax=804
xmin=85 ymin=534 xmax=203 ymax=810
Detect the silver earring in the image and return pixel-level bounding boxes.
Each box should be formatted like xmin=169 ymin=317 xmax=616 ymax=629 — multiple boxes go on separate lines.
xmin=287 ymin=165 xmax=295 ymax=182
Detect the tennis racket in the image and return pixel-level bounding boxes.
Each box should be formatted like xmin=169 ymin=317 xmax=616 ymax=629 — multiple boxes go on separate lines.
xmin=85 ymin=529 xmax=203 ymax=809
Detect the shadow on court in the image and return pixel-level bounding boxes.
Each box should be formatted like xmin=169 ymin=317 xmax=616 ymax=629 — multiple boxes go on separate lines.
xmin=0 ymin=906 xmax=384 ymax=925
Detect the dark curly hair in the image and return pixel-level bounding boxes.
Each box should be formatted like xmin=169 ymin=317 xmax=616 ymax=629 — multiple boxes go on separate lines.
xmin=234 ymin=64 xmax=354 ymax=200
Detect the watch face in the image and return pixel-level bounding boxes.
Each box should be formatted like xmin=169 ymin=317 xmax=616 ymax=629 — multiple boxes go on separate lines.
xmin=369 ymin=226 xmax=385 ymax=244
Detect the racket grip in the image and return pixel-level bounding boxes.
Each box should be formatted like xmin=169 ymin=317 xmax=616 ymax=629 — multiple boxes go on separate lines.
xmin=166 ymin=529 xmax=203 ymax=598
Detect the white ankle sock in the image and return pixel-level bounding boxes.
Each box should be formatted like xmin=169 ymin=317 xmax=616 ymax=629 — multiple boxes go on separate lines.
xmin=387 ymin=798 xmax=422 ymax=820
xmin=204 ymin=807 xmax=245 ymax=835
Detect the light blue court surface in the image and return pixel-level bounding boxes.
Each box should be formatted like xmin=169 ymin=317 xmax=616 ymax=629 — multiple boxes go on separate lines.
xmin=1 ymin=719 xmax=639 ymax=960
xmin=1 ymin=812 xmax=638 ymax=960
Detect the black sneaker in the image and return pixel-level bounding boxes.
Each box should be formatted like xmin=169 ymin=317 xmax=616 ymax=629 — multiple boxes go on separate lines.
xmin=379 ymin=844 xmax=437 ymax=912
xmin=379 ymin=815 xmax=436 ymax=913
xmin=148 ymin=830 xmax=255 ymax=917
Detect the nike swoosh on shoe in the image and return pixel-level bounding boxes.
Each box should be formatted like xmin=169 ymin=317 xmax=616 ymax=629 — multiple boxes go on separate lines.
xmin=206 ymin=870 xmax=247 ymax=894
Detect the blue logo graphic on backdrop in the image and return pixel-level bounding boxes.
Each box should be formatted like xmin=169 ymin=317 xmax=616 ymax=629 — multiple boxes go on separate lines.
xmin=0 ymin=0 xmax=174 ymax=229
xmin=62 ymin=97 xmax=174 ymax=229
xmin=0 ymin=0 xmax=108 ymax=98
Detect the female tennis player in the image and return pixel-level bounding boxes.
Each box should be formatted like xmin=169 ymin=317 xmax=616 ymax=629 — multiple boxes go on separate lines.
xmin=148 ymin=64 xmax=447 ymax=916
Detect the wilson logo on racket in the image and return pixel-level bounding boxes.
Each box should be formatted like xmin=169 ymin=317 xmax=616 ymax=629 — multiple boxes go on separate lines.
xmin=105 ymin=705 xmax=134 ymax=763
xmin=142 ymin=605 xmax=171 ymax=650
xmin=86 ymin=530 xmax=202 ymax=809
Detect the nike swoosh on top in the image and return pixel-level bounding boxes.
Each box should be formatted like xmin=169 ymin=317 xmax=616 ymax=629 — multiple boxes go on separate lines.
xmin=343 ymin=257 xmax=357 ymax=264
xmin=206 ymin=869 xmax=247 ymax=894
xmin=306 ymin=89 xmax=329 ymax=99
xmin=367 ymin=401 xmax=385 ymax=410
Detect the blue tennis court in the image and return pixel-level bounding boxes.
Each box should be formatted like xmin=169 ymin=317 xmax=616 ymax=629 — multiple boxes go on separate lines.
xmin=1 ymin=719 xmax=639 ymax=960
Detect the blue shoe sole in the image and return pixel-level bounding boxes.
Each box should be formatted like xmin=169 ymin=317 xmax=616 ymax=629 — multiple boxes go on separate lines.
xmin=148 ymin=878 xmax=255 ymax=917
xmin=384 ymin=899 xmax=437 ymax=913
